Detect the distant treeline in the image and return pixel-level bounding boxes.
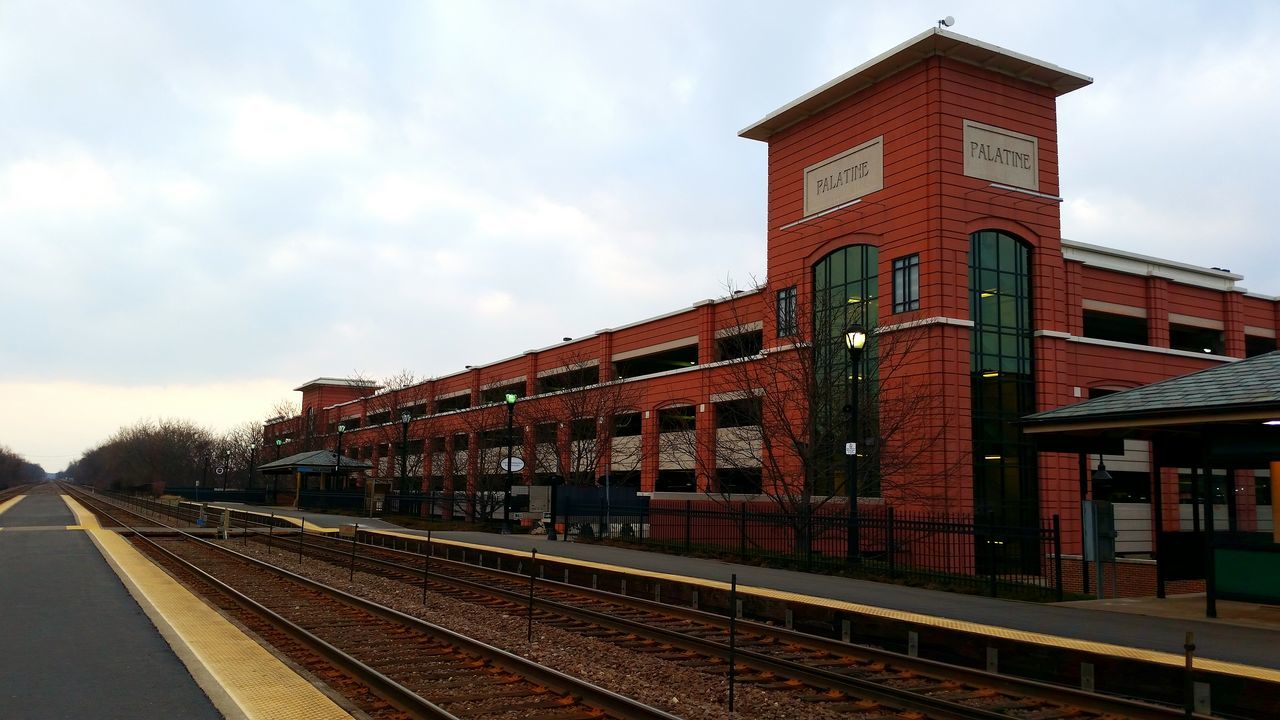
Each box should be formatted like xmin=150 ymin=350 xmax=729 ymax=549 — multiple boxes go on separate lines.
xmin=0 ymin=445 xmax=45 ymax=489
xmin=67 ymin=418 xmax=260 ymax=494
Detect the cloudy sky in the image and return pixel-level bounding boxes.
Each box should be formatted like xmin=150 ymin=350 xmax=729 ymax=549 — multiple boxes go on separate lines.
xmin=3 ymin=1 xmax=1277 ymax=472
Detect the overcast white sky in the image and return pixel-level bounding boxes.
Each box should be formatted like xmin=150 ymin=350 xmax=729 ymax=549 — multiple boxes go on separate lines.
xmin=3 ymin=1 xmax=1277 ymax=472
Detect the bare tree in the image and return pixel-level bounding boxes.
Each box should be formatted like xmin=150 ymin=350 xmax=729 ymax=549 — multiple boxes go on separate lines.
xmin=345 ymin=370 xmax=429 ymax=494
xmin=448 ymin=401 xmax=506 ymax=522
xmin=517 ymin=353 xmax=645 ymax=489
xmin=666 ymin=280 xmax=965 ymax=552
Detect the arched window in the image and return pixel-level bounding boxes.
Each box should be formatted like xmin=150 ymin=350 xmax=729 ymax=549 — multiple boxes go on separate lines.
xmin=969 ymin=230 xmax=1035 ymax=530
xmin=812 ymin=244 xmax=879 ymax=498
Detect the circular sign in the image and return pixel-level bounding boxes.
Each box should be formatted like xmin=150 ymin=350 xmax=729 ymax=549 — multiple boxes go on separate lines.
xmin=214 ymin=467 xmax=225 ymax=475
xmin=499 ymin=457 xmax=525 ymax=472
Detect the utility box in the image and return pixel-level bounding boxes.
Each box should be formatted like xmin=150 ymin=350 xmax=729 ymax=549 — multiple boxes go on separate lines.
xmin=339 ymin=523 xmax=358 ymax=538
xmin=1083 ymin=500 xmax=1116 ymax=562
xmin=528 ymin=485 xmax=550 ymax=513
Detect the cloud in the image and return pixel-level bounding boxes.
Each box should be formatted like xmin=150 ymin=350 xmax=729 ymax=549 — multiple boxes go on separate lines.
xmin=224 ymin=94 xmax=372 ymax=165
xmin=0 ymin=151 xmax=123 ymax=217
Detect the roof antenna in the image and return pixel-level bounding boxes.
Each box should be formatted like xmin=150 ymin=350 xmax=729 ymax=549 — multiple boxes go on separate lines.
xmin=938 ymin=15 xmax=955 ymax=29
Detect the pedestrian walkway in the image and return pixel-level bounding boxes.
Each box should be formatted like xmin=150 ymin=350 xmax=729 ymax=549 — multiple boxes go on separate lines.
xmin=0 ymin=491 xmax=352 ymax=720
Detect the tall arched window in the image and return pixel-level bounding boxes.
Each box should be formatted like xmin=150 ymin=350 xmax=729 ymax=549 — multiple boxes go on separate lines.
xmin=969 ymin=230 xmax=1035 ymax=530
xmin=812 ymin=244 xmax=879 ymax=498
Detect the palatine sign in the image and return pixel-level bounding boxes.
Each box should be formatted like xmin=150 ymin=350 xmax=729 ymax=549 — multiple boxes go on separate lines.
xmin=962 ymin=120 xmax=1038 ymax=191
xmin=803 ymin=136 xmax=883 ymax=217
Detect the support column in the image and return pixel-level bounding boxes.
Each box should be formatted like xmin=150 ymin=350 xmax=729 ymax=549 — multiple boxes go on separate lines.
xmin=1146 ymin=276 xmax=1170 ymax=348
xmin=1224 ymin=290 xmax=1245 ymax=358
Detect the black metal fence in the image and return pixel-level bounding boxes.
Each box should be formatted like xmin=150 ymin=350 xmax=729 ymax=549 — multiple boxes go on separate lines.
xmin=164 ymin=487 xmax=267 ymax=504
xmin=562 ymin=500 xmax=1063 ymax=600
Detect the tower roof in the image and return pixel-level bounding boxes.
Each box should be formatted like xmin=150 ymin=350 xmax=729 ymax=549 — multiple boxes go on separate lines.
xmin=739 ymin=28 xmax=1092 ymax=142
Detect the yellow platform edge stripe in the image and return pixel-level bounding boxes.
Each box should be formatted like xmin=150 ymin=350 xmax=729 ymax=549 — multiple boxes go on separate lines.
xmin=61 ymin=495 xmax=351 ymax=720
xmin=0 ymin=494 xmax=26 ymax=517
xmin=177 ymin=501 xmax=338 ymax=533
xmin=361 ymin=527 xmax=1280 ymax=684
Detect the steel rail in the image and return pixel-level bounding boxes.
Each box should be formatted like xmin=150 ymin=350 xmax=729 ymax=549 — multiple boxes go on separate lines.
xmin=294 ymin=531 xmax=1204 ymax=720
xmin=65 ymin=486 xmax=681 ymax=720
xmin=69 ymin=489 xmax=457 ymax=719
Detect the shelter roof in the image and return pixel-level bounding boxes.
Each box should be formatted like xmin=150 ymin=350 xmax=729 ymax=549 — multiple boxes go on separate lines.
xmin=256 ymin=450 xmax=372 ymax=473
xmin=1024 ymin=351 xmax=1280 ymax=433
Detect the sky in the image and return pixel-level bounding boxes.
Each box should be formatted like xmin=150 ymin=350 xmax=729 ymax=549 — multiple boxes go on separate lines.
xmin=3 ymin=1 xmax=1278 ymax=472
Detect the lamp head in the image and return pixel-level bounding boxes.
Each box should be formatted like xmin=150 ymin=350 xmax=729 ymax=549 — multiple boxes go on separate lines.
xmin=401 ymin=411 xmax=412 ymax=424
xmin=505 ymin=393 xmax=518 ymax=405
xmin=275 ymin=438 xmax=282 ymax=446
xmin=337 ymin=423 xmax=346 ymax=434
xmin=1092 ymin=456 xmax=1113 ymax=482
xmin=844 ymin=324 xmax=868 ymax=352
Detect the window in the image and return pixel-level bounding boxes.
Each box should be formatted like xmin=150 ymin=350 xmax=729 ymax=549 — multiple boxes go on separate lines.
xmin=429 ymin=436 xmax=446 ymax=453
xmin=658 ymin=405 xmax=696 ymax=432
xmin=969 ymin=230 xmax=1037 ymax=533
xmin=436 ymin=394 xmax=471 ymax=412
xmin=612 ymin=412 xmax=642 ymax=437
xmin=452 ymin=433 xmax=469 ymax=451
xmin=1169 ymin=324 xmax=1223 ymax=355
xmin=1082 ymin=310 xmax=1148 ymax=345
xmin=1246 ymin=335 xmax=1277 ymax=358
xmin=715 ymin=398 xmax=762 ymax=428
xmin=715 ymin=330 xmax=763 ymax=361
xmin=613 ymin=344 xmax=697 ymax=379
xmin=892 ymin=254 xmax=919 ymax=312
xmin=776 ymin=286 xmax=797 ymax=337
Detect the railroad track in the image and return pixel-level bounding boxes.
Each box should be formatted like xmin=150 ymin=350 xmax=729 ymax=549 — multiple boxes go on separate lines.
xmin=263 ymin=525 xmax=1201 ymax=720
xmin=66 ymin=486 xmax=679 ymax=720
xmin=68 ymin=488 xmax=1216 ymax=719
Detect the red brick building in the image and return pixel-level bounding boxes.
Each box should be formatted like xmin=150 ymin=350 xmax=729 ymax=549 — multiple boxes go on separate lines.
xmin=264 ymin=29 xmax=1277 ymax=561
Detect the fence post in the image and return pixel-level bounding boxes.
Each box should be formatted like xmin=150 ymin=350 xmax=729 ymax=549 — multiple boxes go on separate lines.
xmin=988 ymin=527 xmax=998 ymax=598
xmin=598 ymin=501 xmax=605 ymax=539
xmin=1053 ymin=515 xmax=1064 ymax=601
xmin=684 ymin=500 xmax=692 ymax=553
xmin=738 ymin=504 xmax=747 ymax=560
xmin=887 ymin=506 xmax=896 ymax=578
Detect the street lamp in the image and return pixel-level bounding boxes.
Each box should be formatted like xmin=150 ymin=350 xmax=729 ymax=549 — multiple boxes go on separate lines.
xmin=503 ymin=393 xmax=518 ymax=534
xmin=844 ymin=323 xmax=868 ymax=563
xmin=334 ymin=423 xmax=347 ymax=490
xmin=224 ymin=449 xmax=231 ymax=491
xmin=273 ymin=437 xmax=289 ymax=504
xmin=246 ymin=443 xmax=256 ymax=493
xmin=400 ymin=411 xmax=412 ymax=500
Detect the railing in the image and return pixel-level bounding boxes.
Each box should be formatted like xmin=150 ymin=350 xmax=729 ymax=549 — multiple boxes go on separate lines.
xmin=164 ymin=487 xmax=267 ymax=504
xmin=562 ymin=500 xmax=1063 ymax=601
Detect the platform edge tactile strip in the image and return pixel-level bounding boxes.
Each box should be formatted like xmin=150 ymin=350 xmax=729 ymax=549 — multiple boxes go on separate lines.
xmin=60 ymin=495 xmax=352 ymax=720
xmin=0 ymin=494 xmax=26 ymax=517
xmin=365 ymin=528 xmax=1280 ymax=685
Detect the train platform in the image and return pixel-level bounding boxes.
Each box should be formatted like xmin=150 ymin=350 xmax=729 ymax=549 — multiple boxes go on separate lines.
xmin=0 ymin=492 xmax=352 ymax=720
xmin=187 ymin=499 xmax=1280 ymax=683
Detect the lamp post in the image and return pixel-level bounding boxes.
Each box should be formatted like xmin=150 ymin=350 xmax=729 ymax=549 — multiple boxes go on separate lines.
xmin=400 ymin=411 xmax=412 ymax=503
xmin=334 ymin=423 xmax=347 ymax=490
xmin=224 ymin=449 xmax=231 ymax=491
xmin=273 ymin=437 xmax=288 ymax=504
xmin=844 ymin=323 xmax=868 ymax=563
xmin=247 ymin=443 xmax=256 ymax=492
xmin=503 ymin=393 xmax=518 ymax=534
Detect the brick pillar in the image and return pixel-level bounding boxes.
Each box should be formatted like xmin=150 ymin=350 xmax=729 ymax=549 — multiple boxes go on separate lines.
xmin=468 ymin=368 xmax=482 ymax=407
xmin=1161 ymin=467 xmax=1182 ymax=531
xmin=525 ymin=351 xmax=539 ymax=396
xmin=597 ymin=330 xmax=615 ymax=381
xmin=696 ymin=402 xmax=717 ymax=492
xmin=465 ymin=431 xmax=478 ymax=521
xmin=1146 ymin=275 xmax=1170 ymax=348
xmin=1064 ymin=260 xmax=1084 ymax=337
xmin=441 ymin=435 xmax=456 ymax=520
xmin=1233 ymin=469 xmax=1257 ymax=532
xmin=423 ymin=380 xmax=437 ymax=415
xmin=1224 ymin=290 xmax=1245 ymax=358
xmin=641 ymin=408 xmax=659 ymax=492
xmin=695 ymin=299 xmax=716 ymax=364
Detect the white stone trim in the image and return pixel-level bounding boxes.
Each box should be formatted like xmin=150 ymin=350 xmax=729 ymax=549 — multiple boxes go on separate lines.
xmin=1168 ymin=313 xmax=1224 ymax=331
xmin=1065 ymin=335 xmax=1237 ymax=362
xmin=1062 ymin=239 xmax=1241 ymax=291
xmin=709 ymin=388 xmax=766 ymax=403
xmin=434 ymin=389 xmax=471 ymax=401
xmin=876 ymin=316 xmax=974 ymax=333
xmin=536 ymin=359 xmax=600 ymax=378
xmin=612 ymin=335 xmax=699 ymax=362
xmin=1245 ymin=325 xmax=1277 ymax=339
xmin=480 ymin=375 xmax=526 ymax=390
xmin=714 ymin=321 xmax=764 ymax=339
xmin=1082 ymin=298 xmax=1147 ymax=318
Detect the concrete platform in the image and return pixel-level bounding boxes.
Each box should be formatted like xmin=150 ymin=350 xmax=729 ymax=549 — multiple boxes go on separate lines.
xmin=0 ymin=493 xmax=352 ymax=719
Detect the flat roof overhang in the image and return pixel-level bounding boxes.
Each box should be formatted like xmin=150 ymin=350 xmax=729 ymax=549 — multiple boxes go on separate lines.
xmin=740 ymin=28 xmax=1092 ymax=142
